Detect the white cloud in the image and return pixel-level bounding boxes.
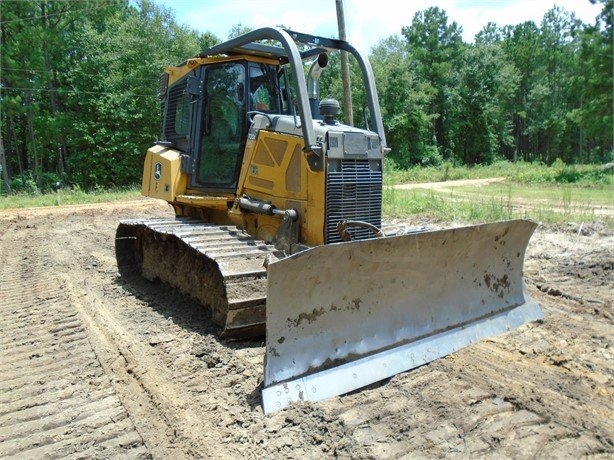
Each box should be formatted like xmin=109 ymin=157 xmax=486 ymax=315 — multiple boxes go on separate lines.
xmin=343 ymin=0 xmax=602 ymax=53
xmin=157 ymin=0 xmax=603 ymax=53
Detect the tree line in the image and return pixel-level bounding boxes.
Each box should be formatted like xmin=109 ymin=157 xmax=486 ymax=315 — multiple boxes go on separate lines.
xmin=1 ymin=0 xmax=611 ymax=193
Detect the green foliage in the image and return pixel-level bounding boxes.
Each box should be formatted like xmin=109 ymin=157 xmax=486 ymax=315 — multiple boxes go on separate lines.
xmin=402 ymin=7 xmax=464 ymax=161
xmin=1 ymin=0 xmax=611 ymax=194
xmin=63 ymin=0 xmax=205 ymax=189
xmin=386 ymin=2 xmax=612 ymax=168
xmin=572 ymin=0 xmax=613 ymax=162
xmin=384 ymin=159 xmax=613 ymax=187
xmin=8 ymin=172 xmax=63 ymax=194
xmin=453 ymin=43 xmax=519 ymax=164
xmin=1 ymin=0 xmax=213 ymax=192
xmin=9 ymin=175 xmax=39 ymax=194
xmin=369 ymin=36 xmax=439 ymax=167
xmin=510 ymin=159 xmax=613 ymax=185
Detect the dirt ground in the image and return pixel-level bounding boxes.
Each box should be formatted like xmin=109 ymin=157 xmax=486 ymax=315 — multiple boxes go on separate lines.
xmin=0 ymin=197 xmax=612 ymax=459
xmin=393 ymin=177 xmax=508 ymax=190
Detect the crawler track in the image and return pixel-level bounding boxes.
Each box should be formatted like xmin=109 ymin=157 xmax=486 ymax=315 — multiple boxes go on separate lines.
xmin=115 ymin=218 xmax=285 ymax=339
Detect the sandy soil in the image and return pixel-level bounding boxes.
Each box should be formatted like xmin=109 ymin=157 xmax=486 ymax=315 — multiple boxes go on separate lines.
xmin=393 ymin=177 xmax=507 ymax=190
xmin=0 ymin=197 xmax=612 ymax=459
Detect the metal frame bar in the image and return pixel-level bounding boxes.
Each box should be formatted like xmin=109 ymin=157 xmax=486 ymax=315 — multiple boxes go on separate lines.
xmin=198 ymin=27 xmax=387 ymax=151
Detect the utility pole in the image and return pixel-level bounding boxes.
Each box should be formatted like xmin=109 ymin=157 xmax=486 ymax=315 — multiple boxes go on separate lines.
xmin=335 ymin=0 xmax=353 ymax=125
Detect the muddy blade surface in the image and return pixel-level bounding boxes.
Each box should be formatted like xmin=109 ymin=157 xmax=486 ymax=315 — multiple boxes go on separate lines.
xmin=262 ymin=219 xmax=542 ymax=413
xmin=115 ymin=218 xmax=283 ymax=339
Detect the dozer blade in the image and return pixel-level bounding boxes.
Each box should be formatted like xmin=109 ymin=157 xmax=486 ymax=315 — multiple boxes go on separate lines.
xmin=262 ymin=219 xmax=542 ymax=414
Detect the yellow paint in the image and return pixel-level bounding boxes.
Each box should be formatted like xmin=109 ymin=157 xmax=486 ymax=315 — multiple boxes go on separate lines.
xmin=164 ymin=55 xmax=281 ymax=86
xmin=237 ymin=130 xmax=325 ymax=246
xmin=175 ymin=195 xmax=231 ymax=211
xmin=141 ymin=145 xmax=187 ymax=201
xmin=146 ymin=55 xmax=329 ymax=246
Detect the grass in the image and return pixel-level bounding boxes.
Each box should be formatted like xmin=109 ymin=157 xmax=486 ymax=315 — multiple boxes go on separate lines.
xmin=0 ymin=186 xmax=142 ymax=209
xmin=454 ymin=182 xmax=613 ymax=206
xmin=384 ymin=159 xmax=613 ymax=187
xmin=382 ymin=159 xmax=613 ymax=226
xmin=2 ymin=161 xmax=612 ymax=226
xmin=384 ymin=181 xmax=614 ymax=226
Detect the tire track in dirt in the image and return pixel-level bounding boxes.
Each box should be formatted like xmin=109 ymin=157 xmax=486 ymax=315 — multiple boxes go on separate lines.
xmin=320 ymin=316 xmax=610 ymax=458
xmin=46 ymin=208 xmax=352 ymax=459
xmin=1 ymin=201 xmax=612 ymax=459
xmin=51 ymin=211 xmax=223 ymax=458
xmin=33 ymin=204 xmax=239 ymax=458
xmin=0 ymin=223 xmax=148 ymax=459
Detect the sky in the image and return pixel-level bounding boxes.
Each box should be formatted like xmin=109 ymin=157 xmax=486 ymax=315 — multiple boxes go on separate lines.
xmin=152 ymin=0 xmax=603 ymax=54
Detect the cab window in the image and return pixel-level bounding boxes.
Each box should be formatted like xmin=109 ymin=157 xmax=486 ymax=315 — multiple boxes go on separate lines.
xmin=249 ymin=63 xmax=279 ymax=112
xmin=197 ymin=63 xmax=246 ymax=187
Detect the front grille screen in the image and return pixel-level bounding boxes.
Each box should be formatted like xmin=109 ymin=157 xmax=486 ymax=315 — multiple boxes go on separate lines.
xmin=325 ymin=159 xmax=382 ymax=244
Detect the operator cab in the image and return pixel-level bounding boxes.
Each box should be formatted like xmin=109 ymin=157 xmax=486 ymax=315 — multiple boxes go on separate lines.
xmin=160 ymin=59 xmax=290 ymax=192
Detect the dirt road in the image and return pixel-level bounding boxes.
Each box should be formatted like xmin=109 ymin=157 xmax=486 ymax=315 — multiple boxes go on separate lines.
xmin=0 ymin=198 xmax=612 ymax=459
xmin=393 ymin=177 xmax=507 ymax=190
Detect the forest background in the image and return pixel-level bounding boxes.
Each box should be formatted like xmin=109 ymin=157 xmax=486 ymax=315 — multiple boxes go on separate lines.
xmin=0 ymin=0 xmax=611 ymax=193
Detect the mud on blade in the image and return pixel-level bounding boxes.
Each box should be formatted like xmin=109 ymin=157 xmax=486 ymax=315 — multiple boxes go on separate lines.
xmin=262 ymin=219 xmax=542 ymax=414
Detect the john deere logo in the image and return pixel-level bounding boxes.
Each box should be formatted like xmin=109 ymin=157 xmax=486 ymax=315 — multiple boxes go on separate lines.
xmin=154 ymin=162 xmax=162 ymax=181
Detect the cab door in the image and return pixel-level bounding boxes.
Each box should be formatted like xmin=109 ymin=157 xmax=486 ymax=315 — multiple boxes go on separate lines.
xmin=190 ymin=62 xmax=247 ymax=191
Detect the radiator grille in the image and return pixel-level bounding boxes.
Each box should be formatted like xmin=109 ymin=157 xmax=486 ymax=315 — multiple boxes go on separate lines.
xmin=325 ymin=160 xmax=382 ymax=244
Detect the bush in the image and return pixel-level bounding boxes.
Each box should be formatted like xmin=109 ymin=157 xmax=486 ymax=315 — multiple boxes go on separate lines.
xmin=421 ymin=145 xmax=443 ymax=167
xmin=496 ymin=159 xmax=613 ymax=185
xmin=9 ymin=174 xmax=39 ymax=194
xmin=8 ymin=172 xmax=64 ymax=194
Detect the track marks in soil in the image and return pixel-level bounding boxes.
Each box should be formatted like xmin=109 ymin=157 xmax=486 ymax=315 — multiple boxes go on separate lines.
xmin=1 ymin=204 xmax=612 ymax=459
xmin=0 ymin=226 xmax=147 ymax=459
xmin=319 ymin=290 xmax=613 ymax=459
xmin=47 ymin=210 xmax=263 ymax=458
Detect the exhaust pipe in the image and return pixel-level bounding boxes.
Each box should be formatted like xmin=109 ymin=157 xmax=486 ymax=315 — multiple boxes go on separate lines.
xmin=307 ymin=53 xmax=329 ymax=119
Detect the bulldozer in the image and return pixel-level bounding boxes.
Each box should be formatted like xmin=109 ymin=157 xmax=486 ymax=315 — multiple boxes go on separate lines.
xmin=115 ymin=27 xmax=542 ymax=414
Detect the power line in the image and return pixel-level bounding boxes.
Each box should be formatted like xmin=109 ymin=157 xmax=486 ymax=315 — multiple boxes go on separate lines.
xmin=0 ymin=2 xmax=119 ymax=26
xmin=1 ymin=67 xmax=53 ymax=74
xmin=0 ymin=68 xmax=159 ymax=85
xmin=1 ymin=86 xmax=155 ymax=97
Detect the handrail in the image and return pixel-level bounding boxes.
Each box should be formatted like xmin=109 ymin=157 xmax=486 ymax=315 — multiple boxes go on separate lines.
xmin=198 ymin=27 xmax=387 ymax=152
xmin=200 ymin=28 xmax=321 ymax=156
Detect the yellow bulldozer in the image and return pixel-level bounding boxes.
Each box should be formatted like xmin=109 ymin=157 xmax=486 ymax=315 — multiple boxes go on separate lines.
xmin=116 ymin=28 xmax=542 ymax=414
